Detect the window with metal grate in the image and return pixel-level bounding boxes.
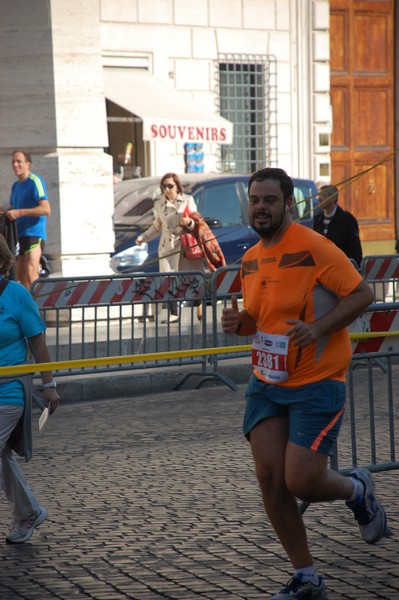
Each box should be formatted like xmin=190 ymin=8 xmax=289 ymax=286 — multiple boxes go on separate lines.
xmin=215 ymin=54 xmax=278 ymax=174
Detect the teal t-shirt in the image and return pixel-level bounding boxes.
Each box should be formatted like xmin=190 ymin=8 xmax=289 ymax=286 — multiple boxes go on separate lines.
xmin=10 ymin=173 xmax=48 ymax=239
xmin=0 ymin=279 xmax=46 ymax=405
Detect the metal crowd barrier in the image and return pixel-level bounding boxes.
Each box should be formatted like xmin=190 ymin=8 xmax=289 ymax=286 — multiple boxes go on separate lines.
xmin=344 ymin=351 xmax=399 ymax=473
xmin=344 ymin=302 xmax=399 ymax=472
xmin=26 ymin=260 xmax=399 ymax=522
xmin=361 ymin=254 xmax=399 ymax=302
xmin=29 ymin=262 xmax=399 ymax=477
xmin=31 ymin=271 xmax=217 ymax=388
xmin=209 ymin=265 xmax=250 ymax=370
xmin=300 ymin=331 xmax=399 ymax=519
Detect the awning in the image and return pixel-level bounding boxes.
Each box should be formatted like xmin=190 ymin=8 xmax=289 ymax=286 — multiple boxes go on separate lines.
xmin=103 ymin=67 xmax=233 ymax=145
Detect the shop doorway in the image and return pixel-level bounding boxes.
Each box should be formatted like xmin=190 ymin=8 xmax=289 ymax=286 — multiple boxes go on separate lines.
xmin=106 ymin=99 xmax=150 ymax=180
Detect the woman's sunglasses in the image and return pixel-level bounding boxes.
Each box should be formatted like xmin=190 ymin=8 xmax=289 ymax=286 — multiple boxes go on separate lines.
xmin=162 ymin=183 xmax=175 ymax=190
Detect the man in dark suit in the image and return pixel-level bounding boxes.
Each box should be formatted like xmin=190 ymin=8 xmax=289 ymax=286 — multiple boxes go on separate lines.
xmin=313 ymin=184 xmax=363 ymax=268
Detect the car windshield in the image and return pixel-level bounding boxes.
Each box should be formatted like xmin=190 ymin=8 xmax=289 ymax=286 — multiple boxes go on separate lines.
xmin=113 ymin=179 xmax=160 ymax=228
xmin=292 ymin=180 xmax=316 ymax=221
xmin=192 ymin=182 xmax=243 ymax=227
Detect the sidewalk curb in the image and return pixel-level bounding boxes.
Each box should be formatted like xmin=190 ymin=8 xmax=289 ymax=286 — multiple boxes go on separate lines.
xmin=33 ymin=361 xmax=253 ymax=403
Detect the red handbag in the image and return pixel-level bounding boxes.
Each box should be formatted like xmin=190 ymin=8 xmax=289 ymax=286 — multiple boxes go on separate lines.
xmin=180 ymin=232 xmax=203 ymax=259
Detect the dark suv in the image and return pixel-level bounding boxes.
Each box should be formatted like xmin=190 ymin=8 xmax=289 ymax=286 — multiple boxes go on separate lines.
xmin=111 ymin=173 xmax=319 ymax=273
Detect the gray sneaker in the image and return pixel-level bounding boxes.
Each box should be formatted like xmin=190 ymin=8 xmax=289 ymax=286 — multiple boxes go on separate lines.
xmin=6 ymin=507 xmax=48 ymax=543
xmin=271 ymin=574 xmax=328 ymax=599
xmin=346 ymin=468 xmax=387 ymax=544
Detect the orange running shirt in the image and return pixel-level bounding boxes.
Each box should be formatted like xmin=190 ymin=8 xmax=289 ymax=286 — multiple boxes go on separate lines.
xmin=241 ymin=223 xmax=364 ymax=387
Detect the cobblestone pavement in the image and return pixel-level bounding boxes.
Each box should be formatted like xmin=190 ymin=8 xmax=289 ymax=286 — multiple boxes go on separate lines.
xmin=0 ymin=378 xmax=397 ymax=600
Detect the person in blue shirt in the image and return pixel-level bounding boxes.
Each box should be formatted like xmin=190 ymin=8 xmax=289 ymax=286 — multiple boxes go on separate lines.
xmin=5 ymin=151 xmax=51 ymax=290
xmin=0 ymin=233 xmax=59 ymax=543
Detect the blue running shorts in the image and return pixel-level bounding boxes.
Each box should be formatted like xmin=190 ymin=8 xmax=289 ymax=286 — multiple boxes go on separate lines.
xmin=243 ymin=374 xmax=346 ymax=456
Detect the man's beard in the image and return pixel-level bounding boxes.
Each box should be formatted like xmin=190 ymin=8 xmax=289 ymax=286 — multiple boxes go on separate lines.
xmin=250 ymin=209 xmax=287 ymax=240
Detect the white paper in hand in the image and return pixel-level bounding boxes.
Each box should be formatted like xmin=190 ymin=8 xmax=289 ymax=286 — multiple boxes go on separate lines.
xmin=39 ymin=407 xmax=49 ymax=432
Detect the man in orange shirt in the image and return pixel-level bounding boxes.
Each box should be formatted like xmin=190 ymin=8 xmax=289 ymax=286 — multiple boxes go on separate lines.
xmin=222 ymin=168 xmax=387 ymax=600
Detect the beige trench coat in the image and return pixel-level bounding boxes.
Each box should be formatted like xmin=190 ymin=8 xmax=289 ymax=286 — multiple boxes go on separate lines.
xmin=139 ymin=193 xmax=204 ymax=273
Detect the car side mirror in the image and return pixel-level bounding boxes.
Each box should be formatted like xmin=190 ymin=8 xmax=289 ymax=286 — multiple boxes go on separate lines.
xmin=204 ymin=218 xmax=222 ymax=228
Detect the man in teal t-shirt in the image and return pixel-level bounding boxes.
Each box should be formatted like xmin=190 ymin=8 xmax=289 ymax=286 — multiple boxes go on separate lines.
xmin=6 ymin=151 xmax=51 ymax=290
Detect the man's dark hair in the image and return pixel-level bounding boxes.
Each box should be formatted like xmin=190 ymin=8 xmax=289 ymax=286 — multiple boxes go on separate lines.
xmin=12 ymin=150 xmax=32 ymax=163
xmin=319 ymin=184 xmax=339 ymax=203
xmin=248 ymin=167 xmax=294 ymax=201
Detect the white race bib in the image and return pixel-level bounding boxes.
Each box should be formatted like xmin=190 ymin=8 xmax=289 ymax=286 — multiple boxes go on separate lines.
xmin=252 ymin=331 xmax=289 ymax=383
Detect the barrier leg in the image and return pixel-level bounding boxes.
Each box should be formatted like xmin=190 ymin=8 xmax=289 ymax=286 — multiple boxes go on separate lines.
xmin=353 ymin=358 xmax=387 ymax=374
xmin=173 ymin=371 xmax=239 ymax=391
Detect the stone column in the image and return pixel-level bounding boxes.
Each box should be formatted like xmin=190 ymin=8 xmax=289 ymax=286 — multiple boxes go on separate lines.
xmin=0 ymin=0 xmax=114 ymax=276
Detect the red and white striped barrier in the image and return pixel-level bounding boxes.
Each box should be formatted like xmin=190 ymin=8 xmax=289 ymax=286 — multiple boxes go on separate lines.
xmin=350 ymin=309 xmax=399 ymax=353
xmin=32 ymin=274 xmax=206 ymax=309
xmin=362 ymin=255 xmax=399 ymax=281
xmin=214 ymin=267 xmax=242 ymax=297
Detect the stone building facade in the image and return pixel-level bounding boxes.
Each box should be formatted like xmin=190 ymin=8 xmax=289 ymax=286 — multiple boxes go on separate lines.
xmin=0 ymin=0 xmax=332 ymax=275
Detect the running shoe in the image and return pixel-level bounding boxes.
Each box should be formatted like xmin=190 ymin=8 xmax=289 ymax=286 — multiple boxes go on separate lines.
xmin=270 ymin=573 xmax=328 ymax=599
xmin=346 ymin=467 xmax=387 ymax=544
xmin=6 ymin=507 xmax=48 ymax=543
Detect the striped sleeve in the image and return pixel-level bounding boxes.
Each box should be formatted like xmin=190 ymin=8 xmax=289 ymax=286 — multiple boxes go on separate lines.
xmin=29 ymin=174 xmax=47 ymax=200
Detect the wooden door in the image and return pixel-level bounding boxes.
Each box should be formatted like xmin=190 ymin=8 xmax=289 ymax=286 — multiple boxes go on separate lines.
xmin=330 ymin=0 xmax=395 ymax=242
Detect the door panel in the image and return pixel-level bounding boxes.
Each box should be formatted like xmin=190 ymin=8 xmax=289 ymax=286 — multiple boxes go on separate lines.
xmin=330 ymin=10 xmax=349 ymax=74
xmin=354 ymin=87 xmax=392 ymax=148
xmin=352 ymin=162 xmax=389 ymax=221
xmin=354 ymin=13 xmax=391 ymax=73
xmin=331 ymin=162 xmax=351 ymax=192
xmin=330 ymin=0 xmax=394 ymax=243
xmin=330 ymin=88 xmax=350 ymax=149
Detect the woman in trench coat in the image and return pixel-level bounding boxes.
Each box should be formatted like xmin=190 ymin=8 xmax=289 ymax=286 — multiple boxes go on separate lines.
xmin=135 ymin=172 xmax=204 ymax=322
